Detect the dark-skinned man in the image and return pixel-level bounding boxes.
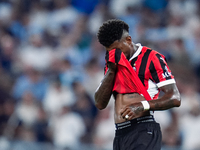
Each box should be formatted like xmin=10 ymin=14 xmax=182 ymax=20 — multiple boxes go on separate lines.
xmin=94 ymin=19 xmax=181 ymax=150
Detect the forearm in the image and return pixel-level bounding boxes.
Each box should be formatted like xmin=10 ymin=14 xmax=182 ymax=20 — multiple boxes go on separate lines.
xmin=149 ymin=96 xmax=180 ymax=111
xmin=148 ymin=84 xmax=181 ymax=111
xmin=120 ymin=84 xmax=181 ymax=120
xmin=94 ymin=69 xmax=116 ymax=110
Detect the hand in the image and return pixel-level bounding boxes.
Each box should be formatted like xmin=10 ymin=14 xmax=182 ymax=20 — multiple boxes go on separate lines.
xmin=107 ymin=62 xmax=117 ymax=72
xmin=120 ymin=102 xmax=144 ymax=120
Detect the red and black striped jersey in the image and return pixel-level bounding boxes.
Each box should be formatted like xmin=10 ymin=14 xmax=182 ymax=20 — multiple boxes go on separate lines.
xmin=104 ymin=43 xmax=175 ymax=100
xmin=129 ymin=43 xmax=175 ymax=99
xmin=104 ymin=48 xmax=152 ymax=100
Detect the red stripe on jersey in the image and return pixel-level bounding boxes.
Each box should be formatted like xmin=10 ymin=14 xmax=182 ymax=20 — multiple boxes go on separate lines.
xmin=130 ymin=46 xmax=174 ymax=99
xmin=103 ymin=46 xmax=174 ymax=100
xmin=153 ymin=53 xmax=173 ymax=81
xmin=130 ymin=47 xmax=152 ymax=90
xmin=104 ymin=48 xmax=151 ymax=100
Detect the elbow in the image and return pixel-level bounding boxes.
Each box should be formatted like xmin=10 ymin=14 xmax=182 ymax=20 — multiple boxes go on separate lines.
xmin=95 ymin=102 xmax=106 ymax=110
xmin=174 ymin=99 xmax=181 ymax=107
xmin=173 ymin=93 xmax=181 ymax=107
xmin=174 ymin=85 xmax=181 ymax=107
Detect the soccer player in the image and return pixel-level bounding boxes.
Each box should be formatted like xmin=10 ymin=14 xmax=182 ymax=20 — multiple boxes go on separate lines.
xmin=94 ymin=19 xmax=181 ymax=150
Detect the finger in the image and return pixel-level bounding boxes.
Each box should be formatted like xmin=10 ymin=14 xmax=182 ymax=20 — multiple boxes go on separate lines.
xmin=121 ymin=109 xmax=131 ymax=119
xmin=124 ymin=111 xmax=135 ymax=120
xmin=120 ymin=107 xmax=128 ymax=115
xmin=120 ymin=108 xmax=127 ymax=117
xmin=127 ymin=111 xmax=135 ymax=120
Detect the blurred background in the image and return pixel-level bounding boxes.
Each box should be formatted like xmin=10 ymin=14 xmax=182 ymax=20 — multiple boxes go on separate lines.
xmin=0 ymin=0 xmax=200 ymax=150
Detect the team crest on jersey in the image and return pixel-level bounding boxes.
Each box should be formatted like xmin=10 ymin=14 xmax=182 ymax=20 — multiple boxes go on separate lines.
xmin=133 ymin=63 xmax=136 ymax=71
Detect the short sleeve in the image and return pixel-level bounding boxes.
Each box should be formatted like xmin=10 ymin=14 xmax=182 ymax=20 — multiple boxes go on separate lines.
xmin=149 ymin=52 xmax=175 ymax=88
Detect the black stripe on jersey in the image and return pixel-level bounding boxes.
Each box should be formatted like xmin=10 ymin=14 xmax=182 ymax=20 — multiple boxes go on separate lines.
xmin=105 ymin=51 xmax=109 ymax=62
xmin=130 ymin=51 xmax=142 ymax=66
xmin=155 ymin=53 xmax=172 ymax=80
xmin=115 ymin=49 xmax=122 ymax=63
xmin=149 ymin=61 xmax=160 ymax=83
xmin=138 ymin=49 xmax=152 ymax=85
xmin=131 ymin=57 xmax=138 ymax=67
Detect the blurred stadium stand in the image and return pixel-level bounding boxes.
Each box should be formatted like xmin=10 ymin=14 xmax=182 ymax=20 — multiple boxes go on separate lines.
xmin=0 ymin=0 xmax=200 ymax=150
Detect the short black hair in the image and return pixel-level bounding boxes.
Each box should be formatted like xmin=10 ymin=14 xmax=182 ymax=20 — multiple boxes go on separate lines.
xmin=97 ymin=19 xmax=129 ymax=48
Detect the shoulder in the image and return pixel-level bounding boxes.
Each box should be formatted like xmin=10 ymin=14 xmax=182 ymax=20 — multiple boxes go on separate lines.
xmin=142 ymin=46 xmax=159 ymax=55
xmin=143 ymin=47 xmax=166 ymax=60
xmin=140 ymin=46 xmax=159 ymax=59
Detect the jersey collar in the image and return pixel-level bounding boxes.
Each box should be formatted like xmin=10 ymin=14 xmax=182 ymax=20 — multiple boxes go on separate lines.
xmin=129 ymin=43 xmax=142 ymax=61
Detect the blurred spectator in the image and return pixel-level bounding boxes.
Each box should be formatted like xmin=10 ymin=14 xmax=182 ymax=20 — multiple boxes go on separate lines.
xmin=18 ymin=33 xmax=54 ymax=72
xmin=0 ymin=0 xmax=200 ymax=150
xmin=184 ymin=21 xmax=200 ymax=77
xmin=85 ymin=37 xmax=106 ymax=67
xmin=28 ymin=1 xmax=48 ymax=35
xmin=0 ymin=65 xmax=13 ymax=94
xmin=167 ymin=14 xmax=186 ymax=40
xmin=155 ymin=109 xmax=181 ymax=149
xmin=170 ymin=38 xmax=190 ymax=66
xmin=109 ymin=0 xmax=142 ymax=18
xmin=33 ymin=106 xmax=51 ymax=142
xmin=83 ymin=58 xmax=104 ymax=98
xmin=93 ymin=102 xmax=115 ymax=150
xmin=87 ymin=4 xmax=113 ymax=36
xmin=0 ymin=99 xmax=15 ymax=136
xmin=0 ymin=2 xmax=12 ymax=25
xmin=50 ymin=105 xmax=85 ymax=150
xmin=0 ymin=34 xmax=16 ymax=75
xmin=15 ymin=91 xmax=39 ymax=128
xmin=54 ymin=32 xmax=83 ymax=67
xmin=43 ymin=76 xmax=74 ymax=116
xmin=59 ymin=58 xmax=84 ymax=87
xmin=12 ymin=67 xmax=48 ymax=101
xmin=155 ymin=41 xmax=172 ymax=61
xmin=9 ymin=0 xmax=32 ymax=42
xmin=53 ymin=14 xmax=88 ymax=67
xmin=177 ymin=83 xmax=200 ymax=150
xmin=9 ymin=13 xmax=29 ymax=42
xmin=168 ymin=0 xmax=198 ymax=18
xmin=47 ymin=0 xmax=79 ymax=36
xmin=72 ymin=81 xmax=98 ymax=144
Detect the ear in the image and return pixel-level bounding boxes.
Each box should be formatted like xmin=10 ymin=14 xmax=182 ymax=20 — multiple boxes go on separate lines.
xmin=126 ymin=36 xmax=132 ymax=44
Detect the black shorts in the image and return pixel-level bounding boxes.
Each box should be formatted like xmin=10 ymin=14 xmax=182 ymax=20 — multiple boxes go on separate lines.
xmin=113 ymin=115 xmax=162 ymax=150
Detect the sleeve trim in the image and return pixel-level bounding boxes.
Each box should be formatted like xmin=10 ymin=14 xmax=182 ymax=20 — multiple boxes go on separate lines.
xmin=157 ymin=79 xmax=176 ymax=88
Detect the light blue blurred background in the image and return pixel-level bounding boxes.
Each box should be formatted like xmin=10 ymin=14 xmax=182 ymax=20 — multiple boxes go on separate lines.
xmin=0 ymin=0 xmax=200 ymax=150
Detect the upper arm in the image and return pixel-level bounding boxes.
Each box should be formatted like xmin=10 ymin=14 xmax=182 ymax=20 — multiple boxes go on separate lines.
xmin=149 ymin=52 xmax=175 ymax=87
xmin=149 ymin=52 xmax=181 ymax=105
xmin=159 ymin=83 xmax=180 ymax=99
xmin=159 ymin=83 xmax=181 ymax=106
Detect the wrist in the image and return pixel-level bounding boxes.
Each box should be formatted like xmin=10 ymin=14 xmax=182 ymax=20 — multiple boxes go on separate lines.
xmin=141 ymin=100 xmax=150 ymax=111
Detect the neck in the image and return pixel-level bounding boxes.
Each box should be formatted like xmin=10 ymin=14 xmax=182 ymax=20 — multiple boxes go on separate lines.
xmin=133 ymin=43 xmax=138 ymax=53
xmin=128 ymin=43 xmax=138 ymax=60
